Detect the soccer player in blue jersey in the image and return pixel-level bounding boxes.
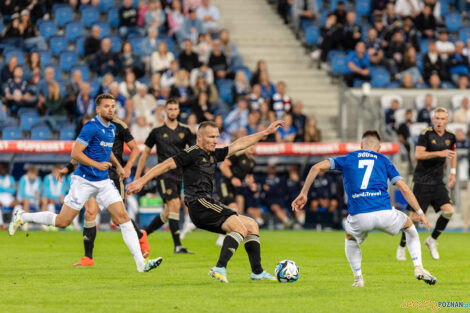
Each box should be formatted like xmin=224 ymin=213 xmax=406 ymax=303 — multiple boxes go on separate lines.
xmin=9 ymin=94 xmax=162 ymax=273
xmin=292 ymin=130 xmax=437 ymax=287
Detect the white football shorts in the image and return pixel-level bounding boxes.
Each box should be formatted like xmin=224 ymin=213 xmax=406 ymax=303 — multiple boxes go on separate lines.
xmin=344 ymin=208 xmax=408 ymax=244
xmin=64 ymin=175 xmax=123 ymax=211
xmin=0 ymin=193 xmax=15 ymax=207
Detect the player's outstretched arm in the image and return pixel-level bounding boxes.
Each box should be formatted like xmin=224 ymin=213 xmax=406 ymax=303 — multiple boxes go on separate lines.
xmin=292 ymin=160 xmax=331 ymax=211
xmin=394 ymin=180 xmax=431 ymax=231
xmin=227 ymin=120 xmax=284 ymax=157
xmin=415 ymin=146 xmax=455 ymax=161
xmin=127 ymin=158 xmax=177 ymax=195
xmin=135 ymin=146 xmax=152 ymax=179
xmin=71 ymin=142 xmax=112 ymax=171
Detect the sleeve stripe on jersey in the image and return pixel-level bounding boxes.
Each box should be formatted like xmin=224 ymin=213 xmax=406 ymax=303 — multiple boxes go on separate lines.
xmin=391 ymin=176 xmax=403 ymax=185
xmin=76 ymin=138 xmax=89 ymax=147
xmin=328 ymin=158 xmax=335 ymax=170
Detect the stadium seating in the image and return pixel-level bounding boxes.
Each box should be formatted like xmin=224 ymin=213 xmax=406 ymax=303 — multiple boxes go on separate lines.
xmin=38 ymin=50 xmax=52 ymax=66
xmin=31 ymin=126 xmax=52 ymax=140
xmin=93 ymin=22 xmax=111 ymax=39
xmin=129 ymin=36 xmax=146 ymax=54
xmin=2 ymin=127 xmax=22 ymax=140
xmin=76 ymin=35 xmax=87 ymax=56
xmin=99 ymin=0 xmax=115 ymax=12
xmin=108 ymin=7 xmax=120 ymax=28
xmin=39 ymin=22 xmax=57 ymax=40
xmin=446 ymin=12 xmax=462 ymax=32
xmin=55 ymin=6 xmax=73 ymax=27
xmin=65 ymin=22 xmax=84 ymax=42
xmin=70 ymin=65 xmax=90 ymax=80
xmin=370 ymin=67 xmax=390 ymax=88
xmin=5 ymin=50 xmax=24 ymax=65
xmin=49 ymin=36 xmax=68 ymax=56
xmin=59 ymin=51 xmax=78 ymax=71
xmin=305 ymin=25 xmax=320 ymax=46
xmin=20 ymin=113 xmax=39 ymax=132
xmin=60 ymin=126 xmax=76 ymax=140
xmin=356 ymin=0 xmax=371 ymax=16
xmin=459 ymin=27 xmax=470 ymax=42
xmin=82 ymin=7 xmax=100 ymax=27
xmin=331 ymin=53 xmax=347 ymax=74
xmin=109 ymin=35 xmax=122 ymax=53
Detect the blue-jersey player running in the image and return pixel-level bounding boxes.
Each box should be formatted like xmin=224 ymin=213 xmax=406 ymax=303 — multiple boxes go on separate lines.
xmin=292 ymin=130 xmax=437 ymax=287
xmin=9 ymin=94 xmax=162 ymax=273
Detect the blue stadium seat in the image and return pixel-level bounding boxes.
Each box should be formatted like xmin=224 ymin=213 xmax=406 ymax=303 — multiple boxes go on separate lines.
xmin=17 ymin=108 xmax=38 ymax=116
xmin=39 ymin=21 xmax=57 ymax=40
xmin=315 ymin=0 xmax=323 ymax=10
xmin=216 ymin=79 xmax=234 ymax=104
xmin=59 ymin=51 xmax=78 ymax=71
xmin=0 ymin=21 xmax=3 ymax=35
xmin=331 ymin=54 xmax=347 ymax=74
xmin=49 ymin=36 xmax=68 ymax=56
xmin=370 ymin=67 xmax=390 ymax=88
xmin=60 ymin=126 xmax=76 ymax=140
xmin=385 ymin=81 xmax=400 ymax=88
xmin=416 ymin=82 xmax=428 ymax=89
xmin=441 ymin=81 xmax=455 ymax=89
xmin=108 ymin=6 xmax=120 ymax=28
xmin=82 ymin=7 xmax=100 ymax=27
xmin=52 ymin=3 xmax=69 ymax=14
xmin=419 ymin=39 xmax=430 ymax=54
xmin=65 ymin=22 xmax=84 ymax=42
xmin=57 ymin=79 xmax=67 ymax=96
xmin=459 ymin=27 xmax=470 ymax=42
xmin=55 ymin=6 xmax=73 ymax=27
xmin=446 ymin=12 xmax=462 ymax=32
xmin=38 ymin=50 xmax=51 ymax=66
xmin=327 ymin=49 xmax=342 ymax=61
xmin=300 ymin=19 xmax=314 ymax=32
xmin=356 ymin=0 xmax=371 ymax=16
xmin=361 ymin=23 xmax=370 ymax=41
xmin=2 ymin=127 xmax=21 ymax=140
xmin=89 ymin=79 xmax=100 ymax=97
xmin=5 ymin=50 xmax=24 ymax=65
xmin=305 ymin=25 xmax=320 ymax=46
xmin=70 ymin=65 xmax=90 ymax=80
xmin=320 ymin=11 xmax=328 ymax=25
xmin=93 ymin=22 xmax=111 ymax=39
xmin=99 ymin=0 xmax=115 ymax=12
xmin=31 ymin=126 xmax=51 ymax=140
xmin=76 ymin=35 xmax=87 ymax=56
xmin=129 ymin=36 xmax=146 ymax=54
xmin=109 ymin=35 xmax=122 ymax=53
xmin=164 ymin=38 xmax=175 ymax=54
xmin=21 ymin=113 xmax=39 ymax=131
xmin=137 ymin=77 xmax=150 ymax=86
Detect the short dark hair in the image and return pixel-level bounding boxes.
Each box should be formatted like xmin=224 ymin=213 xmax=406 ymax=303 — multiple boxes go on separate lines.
xmin=95 ymin=93 xmax=115 ymax=106
xmin=165 ymin=98 xmax=179 ymax=107
xmin=362 ymin=130 xmax=381 ymax=141
xmin=198 ymin=121 xmax=218 ymax=133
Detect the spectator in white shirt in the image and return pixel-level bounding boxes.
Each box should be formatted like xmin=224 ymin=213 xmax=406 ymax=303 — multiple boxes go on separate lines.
xmin=395 ymin=0 xmax=420 ymax=18
xmin=453 ymin=97 xmax=470 ymax=123
xmin=151 ymin=42 xmax=175 ymax=74
xmin=196 ymin=0 xmax=219 ymax=33
xmin=132 ymin=84 xmax=157 ymax=119
xmin=131 ymin=115 xmax=152 ymax=142
xmin=436 ymin=29 xmax=455 ymax=62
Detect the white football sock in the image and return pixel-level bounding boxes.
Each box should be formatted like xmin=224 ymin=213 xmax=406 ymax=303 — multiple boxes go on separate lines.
xmin=126 ymin=196 xmax=139 ymax=220
xmin=404 ymin=224 xmax=423 ymax=267
xmin=120 ymin=221 xmax=145 ymax=270
xmin=184 ymin=214 xmax=191 ymax=223
xmin=47 ymin=203 xmax=56 ymax=213
xmin=345 ymin=238 xmax=362 ymax=277
xmin=0 ymin=208 xmax=4 ymax=225
xmin=72 ymin=214 xmax=80 ymax=228
xmin=22 ymin=211 xmax=57 ymax=226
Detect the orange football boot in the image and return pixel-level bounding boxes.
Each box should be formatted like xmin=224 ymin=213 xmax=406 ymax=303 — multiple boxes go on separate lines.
xmin=139 ymin=230 xmax=150 ymax=258
xmin=73 ymin=256 xmax=94 ymax=266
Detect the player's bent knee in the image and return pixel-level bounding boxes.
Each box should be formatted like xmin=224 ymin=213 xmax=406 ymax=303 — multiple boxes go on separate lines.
xmin=345 ymin=233 xmax=355 ymax=241
xmin=402 ymin=217 xmax=414 ymax=230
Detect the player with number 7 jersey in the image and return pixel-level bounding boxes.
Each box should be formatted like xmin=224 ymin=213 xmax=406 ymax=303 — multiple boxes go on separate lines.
xmin=291 ymin=130 xmax=437 ymax=287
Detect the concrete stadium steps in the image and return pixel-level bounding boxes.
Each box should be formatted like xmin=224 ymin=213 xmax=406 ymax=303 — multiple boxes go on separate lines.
xmin=212 ymin=0 xmax=340 ymax=142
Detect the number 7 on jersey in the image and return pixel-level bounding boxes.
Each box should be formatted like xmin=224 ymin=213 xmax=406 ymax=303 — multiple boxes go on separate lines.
xmin=358 ymin=159 xmax=375 ymax=189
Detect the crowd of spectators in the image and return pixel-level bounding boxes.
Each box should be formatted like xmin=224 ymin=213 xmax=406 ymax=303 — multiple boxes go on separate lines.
xmin=0 ymin=0 xmax=323 ymax=145
xmin=275 ymin=0 xmax=470 ymax=89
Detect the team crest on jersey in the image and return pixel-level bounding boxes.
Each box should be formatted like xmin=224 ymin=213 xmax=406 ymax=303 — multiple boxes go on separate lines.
xmin=202 ymin=157 xmax=207 ymax=162
xmin=210 ymin=156 xmax=214 ymax=163
xmin=163 ymin=133 xmax=168 ymax=138
xmin=166 ymin=189 xmax=172 ymax=195
xmin=432 ymin=139 xmax=436 ymax=144
xmin=242 ymin=159 xmax=246 ymax=164
xmin=179 ymin=132 xmax=185 ymax=139
xmin=445 ymin=139 xmax=451 ymax=146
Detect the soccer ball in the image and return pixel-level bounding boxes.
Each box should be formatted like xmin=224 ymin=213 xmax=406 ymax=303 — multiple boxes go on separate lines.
xmin=274 ymin=260 xmax=299 ymax=283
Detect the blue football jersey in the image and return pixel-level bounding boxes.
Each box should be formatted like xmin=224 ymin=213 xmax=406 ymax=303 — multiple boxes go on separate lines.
xmin=329 ymin=149 xmax=403 ymax=215
xmin=74 ymin=116 xmax=116 ymax=181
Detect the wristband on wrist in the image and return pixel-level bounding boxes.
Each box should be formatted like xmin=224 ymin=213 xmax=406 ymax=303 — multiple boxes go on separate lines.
xmin=66 ymin=162 xmax=75 ymax=173
xmin=450 ymin=168 xmax=456 ymax=175
xmin=416 ymin=209 xmax=424 ymax=216
xmin=229 ymin=175 xmax=234 ymax=181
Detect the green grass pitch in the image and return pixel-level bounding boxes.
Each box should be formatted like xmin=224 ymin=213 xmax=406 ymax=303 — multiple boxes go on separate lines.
xmin=1 ymin=230 xmax=468 ymax=313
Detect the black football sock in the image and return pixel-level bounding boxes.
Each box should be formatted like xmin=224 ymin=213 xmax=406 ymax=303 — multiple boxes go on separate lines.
xmin=399 ymin=231 xmax=407 ymax=247
xmin=244 ymin=234 xmax=263 ymax=274
xmin=431 ymin=212 xmax=452 ymax=240
xmin=145 ymin=214 xmax=168 ymax=235
xmin=83 ymin=220 xmax=97 ymax=259
xmin=216 ymin=232 xmax=244 ymax=268
xmin=169 ymin=212 xmax=182 ymax=248
xmin=131 ymin=219 xmax=143 ymax=239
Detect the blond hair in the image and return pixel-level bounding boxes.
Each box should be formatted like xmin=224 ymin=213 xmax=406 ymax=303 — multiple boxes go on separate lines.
xmin=434 ymin=107 xmax=448 ymax=114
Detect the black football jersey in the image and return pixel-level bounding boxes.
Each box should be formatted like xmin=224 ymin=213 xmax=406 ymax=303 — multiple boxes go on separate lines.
xmin=413 ymin=127 xmax=456 ymax=185
xmin=111 ymin=118 xmax=134 ymax=166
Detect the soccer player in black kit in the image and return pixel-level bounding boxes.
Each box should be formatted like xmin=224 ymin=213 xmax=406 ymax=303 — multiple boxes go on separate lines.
xmin=135 ymin=99 xmax=195 ymax=254
xmin=127 ymin=120 xmax=284 ymax=283
xmin=215 ymin=145 xmax=260 ymax=246
xmin=397 ymin=107 xmax=456 ymax=261
xmin=58 ymin=117 xmax=150 ymax=266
